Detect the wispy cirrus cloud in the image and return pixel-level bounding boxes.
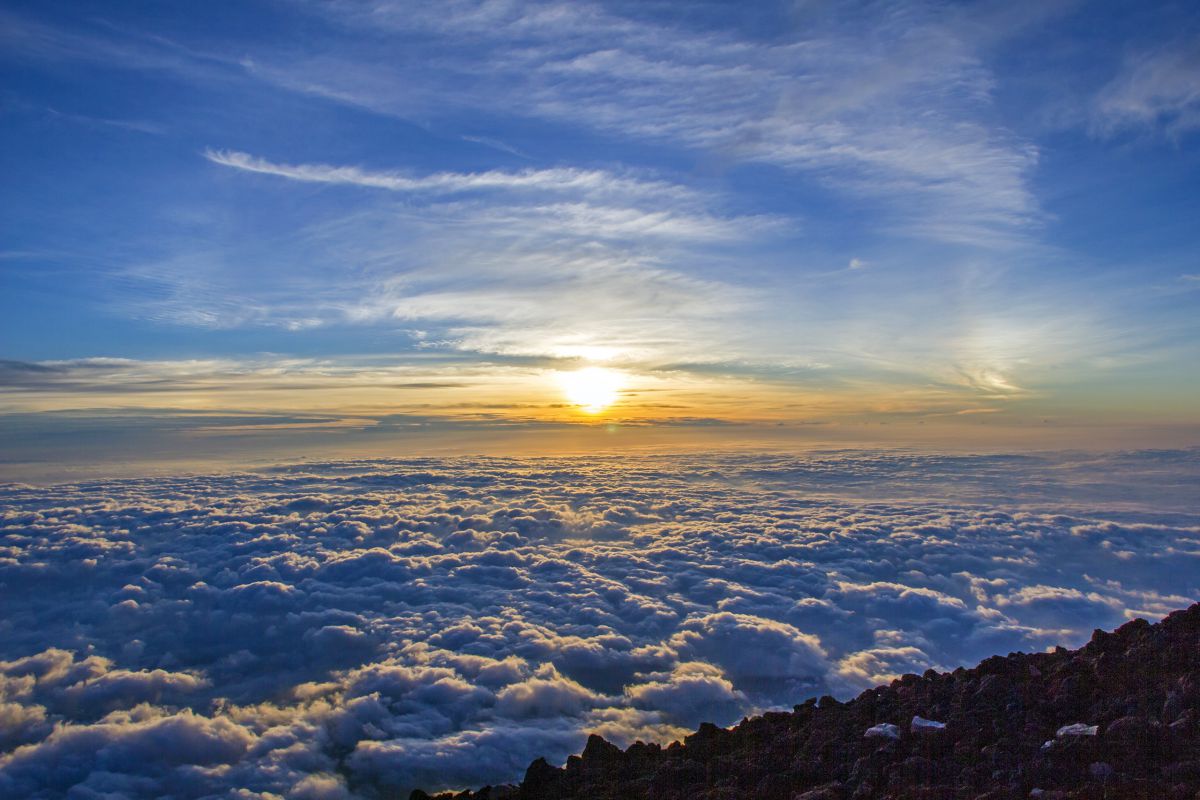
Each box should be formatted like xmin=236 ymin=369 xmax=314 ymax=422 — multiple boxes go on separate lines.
xmin=115 ymin=148 xmax=770 ymax=362
xmin=203 ymin=149 xmax=704 ymax=204
xmin=1095 ymin=37 xmax=1200 ymax=136
xmin=203 ymin=149 xmax=770 ymax=242
xmin=7 ymin=0 xmax=1039 ymax=245
xmin=260 ymin=0 xmax=1046 ymax=244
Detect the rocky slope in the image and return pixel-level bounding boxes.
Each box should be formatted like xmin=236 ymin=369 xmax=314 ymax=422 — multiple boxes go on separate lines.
xmin=412 ymin=603 xmax=1200 ymax=800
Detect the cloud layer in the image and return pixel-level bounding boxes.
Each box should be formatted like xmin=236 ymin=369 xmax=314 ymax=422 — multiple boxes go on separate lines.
xmin=1 ymin=449 xmax=1197 ymax=797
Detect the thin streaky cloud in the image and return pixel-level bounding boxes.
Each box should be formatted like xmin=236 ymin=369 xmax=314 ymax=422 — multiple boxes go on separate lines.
xmin=272 ymin=1 xmax=1045 ymax=243
xmin=1095 ymin=37 xmax=1200 ymax=136
xmin=203 ymin=149 xmax=704 ymax=203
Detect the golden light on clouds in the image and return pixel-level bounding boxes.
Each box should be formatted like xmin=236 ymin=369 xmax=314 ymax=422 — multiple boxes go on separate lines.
xmin=558 ymin=367 xmax=623 ymax=414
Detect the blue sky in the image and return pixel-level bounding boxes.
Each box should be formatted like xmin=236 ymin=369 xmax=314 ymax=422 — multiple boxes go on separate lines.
xmin=2 ymin=0 xmax=1199 ymax=464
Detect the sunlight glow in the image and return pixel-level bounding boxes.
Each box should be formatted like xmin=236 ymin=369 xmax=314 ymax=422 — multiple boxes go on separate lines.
xmin=552 ymin=344 xmax=621 ymax=362
xmin=559 ymin=367 xmax=623 ymax=414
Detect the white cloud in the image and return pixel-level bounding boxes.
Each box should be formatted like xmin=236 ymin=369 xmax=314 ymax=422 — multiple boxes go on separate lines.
xmin=495 ymin=665 xmax=601 ymax=719
xmin=128 ymin=146 xmax=771 ymax=359
xmin=269 ymin=0 xmax=1044 ymax=243
xmin=0 ymin=450 xmax=1197 ymax=795
xmin=1095 ymin=39 xmax=1200 ymax=136
xmin=29 ymin=0 xmax=1048 ymax=244
xmin=204 ymin=149 xmax=705 ymax=205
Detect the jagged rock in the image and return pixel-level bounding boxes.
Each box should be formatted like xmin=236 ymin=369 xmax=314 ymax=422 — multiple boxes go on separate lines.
xmin=581 ymin=733 xmax=623 ymax=765
xmin=519 ymin=757 xmax=562 ymax=800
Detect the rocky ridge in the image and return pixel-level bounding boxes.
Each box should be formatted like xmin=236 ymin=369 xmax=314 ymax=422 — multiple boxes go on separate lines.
xmin=412 ymin=603 xmax=1200 ymax=800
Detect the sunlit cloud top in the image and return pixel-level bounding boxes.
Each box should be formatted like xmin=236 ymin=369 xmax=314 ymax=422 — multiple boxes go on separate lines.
xmin=1 ymin=0 xmax=1199 ymax=467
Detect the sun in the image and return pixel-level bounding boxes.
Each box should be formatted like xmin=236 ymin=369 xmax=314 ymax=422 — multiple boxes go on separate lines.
xmin=559 ymin=367 xmax=622 ymax=414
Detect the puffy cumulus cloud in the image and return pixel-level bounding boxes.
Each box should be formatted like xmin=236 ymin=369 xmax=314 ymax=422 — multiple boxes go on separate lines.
xmin=0 ymin=650 xmax=208 ymax=726
xmin=0 ymin=705 xmax=253 ymax=798
xmin=290 ymin=773 xmax=353 ymax=800
xmin=833 ymin=646 xmax=935 ymax=691
xmin=625 ymin=662 xmax=745 ymax=729
xmin=494 ymin=665 xmax=601 ymax=719
xmin=994 ymin=584 xmax=1127 ymax=633
xmin=0 ymin=449 xmax=1198 ymax=796
xmin=664 ymin=612 xmax=828 ymax=700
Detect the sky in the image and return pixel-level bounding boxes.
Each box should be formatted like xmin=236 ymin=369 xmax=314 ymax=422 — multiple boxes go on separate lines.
xmin=2 ymin=6 xmax=1200 ymax=795
xmin=2 ymin=0 xmax=1200 ymax=470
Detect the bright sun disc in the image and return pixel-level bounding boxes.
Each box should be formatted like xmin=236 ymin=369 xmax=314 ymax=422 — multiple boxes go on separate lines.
xmin=559 ymin=367 xmax=621 ymax=414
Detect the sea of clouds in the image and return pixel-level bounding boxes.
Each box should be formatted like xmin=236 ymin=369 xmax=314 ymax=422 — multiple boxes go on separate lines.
xmin=1 ymin=449 xmax=1198 ymax=798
